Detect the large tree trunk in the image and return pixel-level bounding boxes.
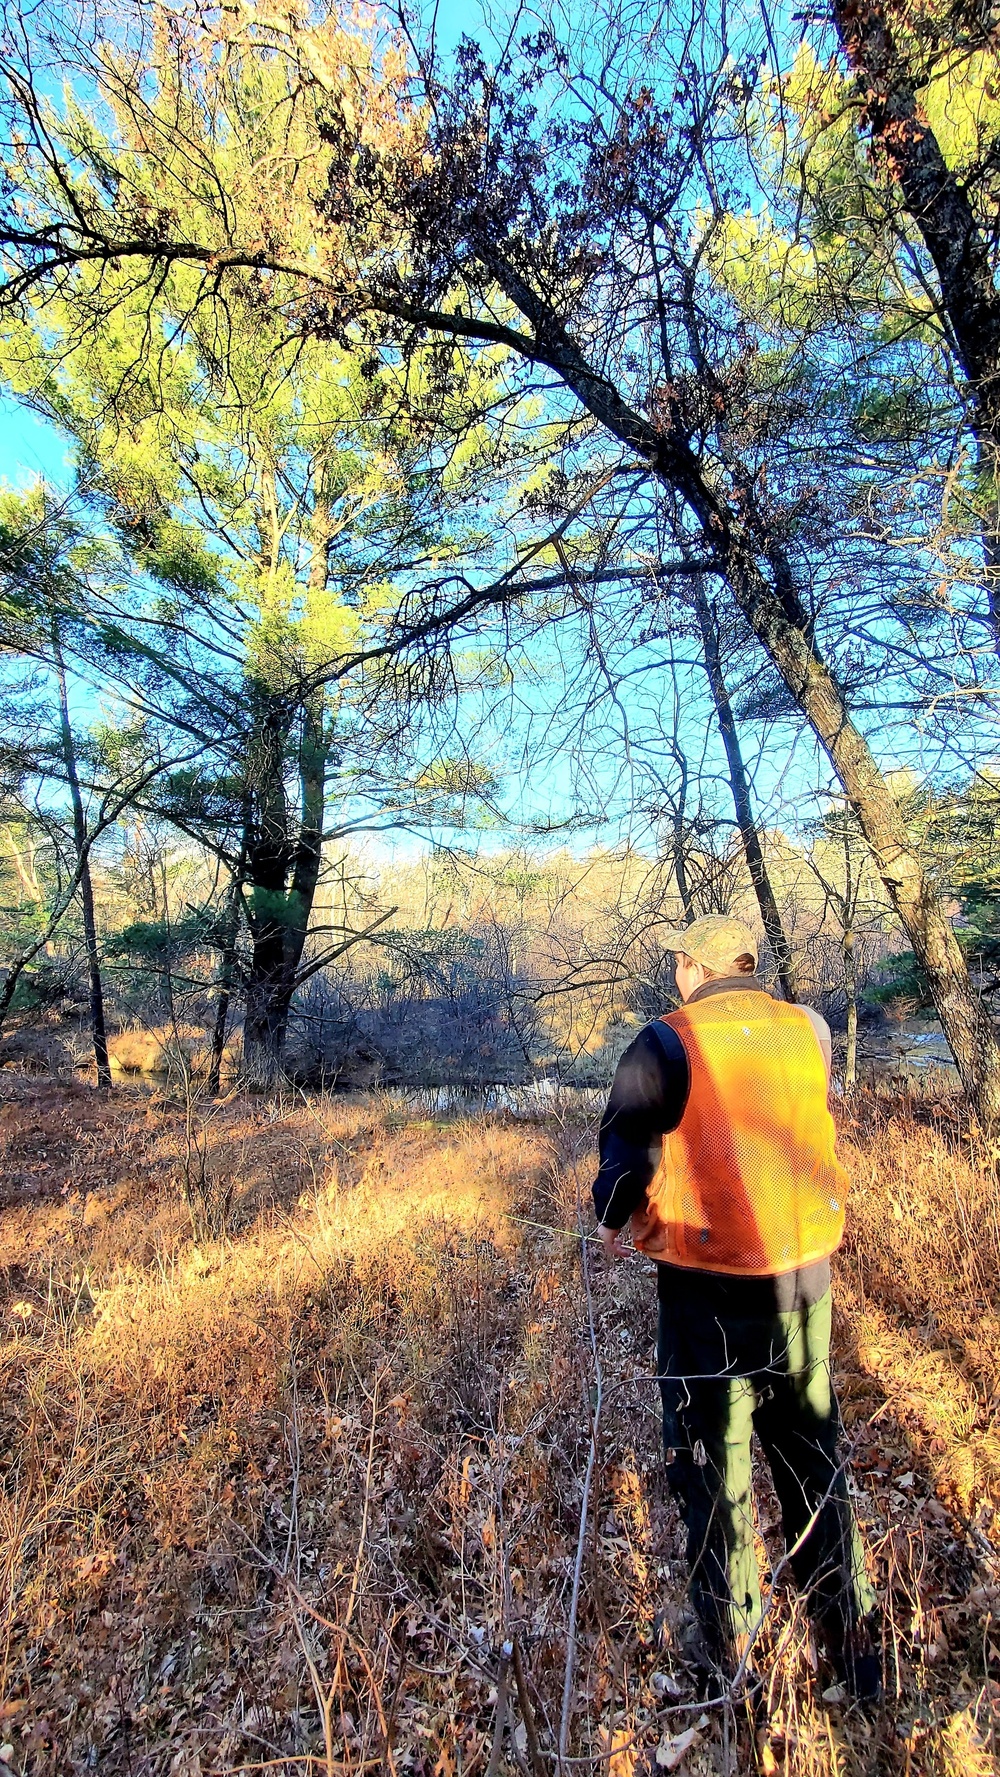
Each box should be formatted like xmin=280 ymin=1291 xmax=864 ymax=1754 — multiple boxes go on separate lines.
xmin=475 ymin=268 xmax=1000 ymax=1120
xmin=242 ymin=698 xmax=296 ymax=1091
xmin=726 ymin=539 xmax=1000 ymax=1123
xmin=241 ymin=502 xmax=332 ymax=1091
xmin=242 ymin=974 xmax=294 ymax=1091
xmin=241 ymin=693 xmax=328 ymax=1089
xmin=52 ymin=623 xmax=112 ymax=1090
xmin=246 ymin=688 xmax=329 ymax=1083
xmin=693 ymin=584 xmax=798 ymax=999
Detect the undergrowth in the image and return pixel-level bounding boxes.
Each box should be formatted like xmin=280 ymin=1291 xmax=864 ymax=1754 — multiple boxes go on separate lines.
xmin=0 ymin=1076 xmax=997 ymax=1775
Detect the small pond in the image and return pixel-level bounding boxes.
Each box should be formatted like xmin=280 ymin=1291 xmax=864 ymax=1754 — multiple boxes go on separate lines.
xmin=861 ymin=1020 xmax=958 ymax=1078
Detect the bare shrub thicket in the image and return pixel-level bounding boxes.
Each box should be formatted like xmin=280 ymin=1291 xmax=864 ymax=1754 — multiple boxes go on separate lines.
xmin=3 ymin=822 xmax=910 ymax=1094
xmin=288 ymin=925 xmax=541 ymax=1089
xmin=285 ymin=840 xmax=902 ymax=1090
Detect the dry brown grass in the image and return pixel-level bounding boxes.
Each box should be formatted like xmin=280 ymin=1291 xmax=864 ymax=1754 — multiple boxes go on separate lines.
xmin=0 ymin=1075 xmax=997 ymax=1776
xmin=106 ymin=1025 xmax=238 ymax=1079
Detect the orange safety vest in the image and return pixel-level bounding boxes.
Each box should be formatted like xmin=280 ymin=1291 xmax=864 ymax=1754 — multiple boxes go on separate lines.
xmin=629 ymin=990 xmax=848 ymax=1276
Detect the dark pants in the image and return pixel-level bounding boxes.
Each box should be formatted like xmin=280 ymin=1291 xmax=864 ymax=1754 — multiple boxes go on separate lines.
xmin=657 ymin=1268 xmax=874 ymax=1669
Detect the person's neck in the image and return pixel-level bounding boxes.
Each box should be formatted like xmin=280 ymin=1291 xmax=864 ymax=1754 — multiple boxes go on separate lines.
xmin=687 ymin=972 xmax=765 ymax=1005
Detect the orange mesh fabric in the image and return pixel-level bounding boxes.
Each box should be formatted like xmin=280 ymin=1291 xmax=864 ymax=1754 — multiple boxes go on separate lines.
xmin=630 ymin=992 xmax=848 ymax=1276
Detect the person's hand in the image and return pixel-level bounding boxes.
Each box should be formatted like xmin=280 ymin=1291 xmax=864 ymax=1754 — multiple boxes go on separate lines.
xmin=596 ymin=1223 xmax=631 ymax=1260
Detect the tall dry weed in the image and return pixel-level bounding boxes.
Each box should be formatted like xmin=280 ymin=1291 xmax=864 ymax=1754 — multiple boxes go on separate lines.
xmin=0 ymin=1077 xmax=996 ymax=1775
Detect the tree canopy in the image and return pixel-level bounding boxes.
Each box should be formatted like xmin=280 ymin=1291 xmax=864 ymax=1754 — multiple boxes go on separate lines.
xmin=2 ymin=0 xmax=1000 ymax=1105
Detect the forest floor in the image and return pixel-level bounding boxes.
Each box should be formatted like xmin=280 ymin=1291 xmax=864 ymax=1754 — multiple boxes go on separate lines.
xmin=0 ymin=1071 xmax=998 ymax=1776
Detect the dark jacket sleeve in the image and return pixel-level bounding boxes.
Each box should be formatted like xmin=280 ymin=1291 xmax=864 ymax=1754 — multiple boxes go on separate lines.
xmin=592 ymin=1022 xmax=689 ymax=1229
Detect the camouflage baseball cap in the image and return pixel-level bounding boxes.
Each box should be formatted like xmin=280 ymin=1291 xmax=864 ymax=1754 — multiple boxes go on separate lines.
xmin=660 ymin=913 xmax=758 ymax=973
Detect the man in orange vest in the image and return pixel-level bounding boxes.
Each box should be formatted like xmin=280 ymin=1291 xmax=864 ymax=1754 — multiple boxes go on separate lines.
xmin=593 ymin=914 xmax=880 ymax=1700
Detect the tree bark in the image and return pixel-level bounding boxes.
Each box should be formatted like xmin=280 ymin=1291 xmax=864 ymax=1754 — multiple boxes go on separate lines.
xmin=241 ymin=979 xmax=294 ymax=1091
xmin=52 ymin=621 xmax=112 ymax=1089
xmin=242 ymin=687 xmax=329 ymax=1088
xmin=242 ymin=698 xmax=297 ymax=1091
xmin=693 ymin=584 xmax=798 ymax=999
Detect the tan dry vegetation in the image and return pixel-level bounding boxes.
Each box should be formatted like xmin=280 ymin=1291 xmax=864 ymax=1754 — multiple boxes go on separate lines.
xmin=0 ymin=1077 xmax=997 ymax=1775
xmin=106 ymin=1027 xmax=221 ymax=1078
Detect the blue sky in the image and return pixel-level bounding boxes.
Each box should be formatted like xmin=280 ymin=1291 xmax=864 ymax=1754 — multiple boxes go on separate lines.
xmin=0 ymin=396 xmax=71 ymax=487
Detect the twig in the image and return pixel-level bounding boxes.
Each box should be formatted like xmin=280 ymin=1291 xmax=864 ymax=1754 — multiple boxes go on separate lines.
xmin=485 ymin=1638 xmax=513 ymax=1777
xmin=558 ymin=1174 xmax=604 ymax=1771
xmin=284 ymin=1345 xmax=302 ymax=1580
xmin=293 ymin=1611 xmax=337 ymax=1775
xmin=345 ymin=1366 xmax=384 ymax=1632
xmin=512 ymin=1635 xmax=548 ymax=1777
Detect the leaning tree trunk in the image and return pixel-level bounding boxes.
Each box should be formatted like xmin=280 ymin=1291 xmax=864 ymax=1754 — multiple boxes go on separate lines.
xmin=52 ymin=622 xmax=112 ymax=1089
xmin=831 ymin=0 xmax=1000 ymax=651
xmin=724 ymin=539 xmax=1000 ymax=1125
xmin=480 ymin=272 xmax=1000 ymax=1122
xmin=693 ymin=583 xmax=798 ymax=1000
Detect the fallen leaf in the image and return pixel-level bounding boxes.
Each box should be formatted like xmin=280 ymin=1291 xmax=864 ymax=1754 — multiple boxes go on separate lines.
xmin=600 ymin=1727 xmax=639 ymax=1769
xmin=656 ymin=1725 xmax=701 ymax=1769
xmin=599 ymin=1727 xmax=639 ymax=1776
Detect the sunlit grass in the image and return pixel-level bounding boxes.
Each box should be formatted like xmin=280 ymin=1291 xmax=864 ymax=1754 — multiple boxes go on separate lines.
xmin=0 ymin=1078 xmax=997 ymax=1774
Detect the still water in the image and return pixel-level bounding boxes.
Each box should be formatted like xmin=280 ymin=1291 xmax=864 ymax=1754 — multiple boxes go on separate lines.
xmin=863 ymin=1020 xmax=958 ymax=1077
xmin=402 ymin=1020 xmax=962 ymax=1115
